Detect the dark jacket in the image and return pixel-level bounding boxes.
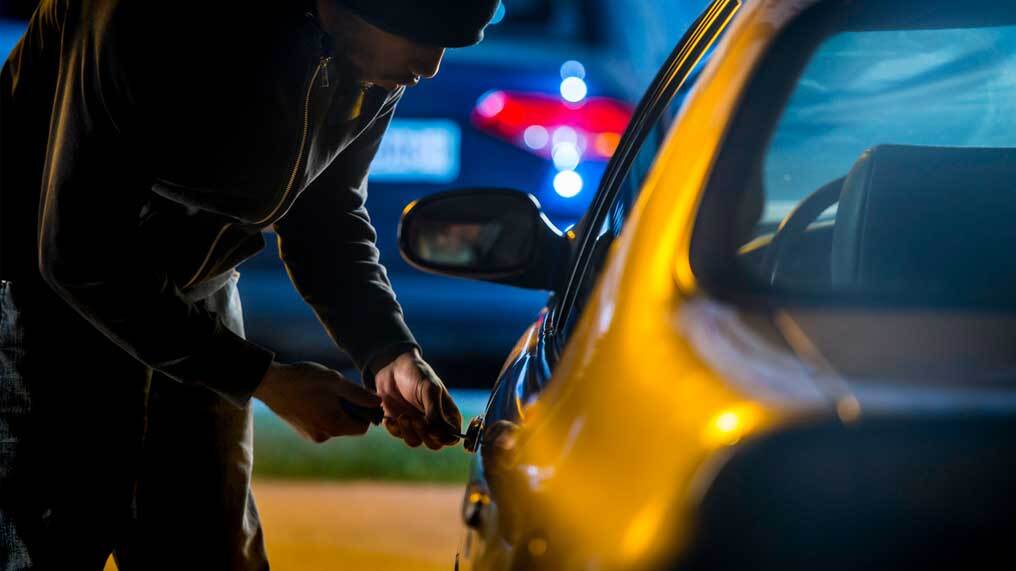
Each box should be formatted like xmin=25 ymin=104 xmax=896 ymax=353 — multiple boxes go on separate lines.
xmin=0 ymin=0 xmax=418 ymax=406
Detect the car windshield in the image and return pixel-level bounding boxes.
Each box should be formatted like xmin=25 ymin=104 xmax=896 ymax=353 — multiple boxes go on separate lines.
xmin=695 ymin=2 xmax=1016 ymax=308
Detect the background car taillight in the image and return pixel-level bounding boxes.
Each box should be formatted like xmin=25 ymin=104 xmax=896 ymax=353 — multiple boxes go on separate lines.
xmin=471 ymin=61 xmax=633 ymax=200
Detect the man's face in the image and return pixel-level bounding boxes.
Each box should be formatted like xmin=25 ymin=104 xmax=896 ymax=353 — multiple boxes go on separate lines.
xmin=317 ymin=0 xmax=446 ymax=90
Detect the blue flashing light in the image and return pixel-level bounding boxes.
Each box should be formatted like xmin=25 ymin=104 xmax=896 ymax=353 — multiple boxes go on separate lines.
xmin=560 ymin=60 xmax=587 ymax=80
xmin=553 ymin=170 xmax=584 ymax=198
xmin=560 ymin=76 xmax=588 ymax=103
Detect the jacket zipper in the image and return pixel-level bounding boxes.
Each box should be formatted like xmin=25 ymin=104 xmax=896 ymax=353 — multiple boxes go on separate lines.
xmin=253 ymin=55 xmax=330 ymax=226
xmin=183 ymin=56 xmax=330 ymax=289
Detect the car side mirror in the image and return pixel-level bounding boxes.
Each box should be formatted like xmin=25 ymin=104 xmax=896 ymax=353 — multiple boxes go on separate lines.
xmin=399 ymin=188 xmax=569 ymax=290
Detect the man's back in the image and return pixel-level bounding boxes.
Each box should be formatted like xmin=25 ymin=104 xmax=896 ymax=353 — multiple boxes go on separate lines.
xmin=1 ymin=0 xmax=366 ymax=288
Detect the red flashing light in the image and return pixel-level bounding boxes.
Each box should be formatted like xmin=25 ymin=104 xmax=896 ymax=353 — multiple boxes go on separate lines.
xmin=472 ymin=90 xmax=632 ymax=161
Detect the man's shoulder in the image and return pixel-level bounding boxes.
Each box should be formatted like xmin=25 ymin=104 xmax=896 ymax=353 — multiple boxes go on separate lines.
xmin=69 ymin=0 xmax=310 ymax=72
xmin=72 ymin=0 xmax=317 ymax=116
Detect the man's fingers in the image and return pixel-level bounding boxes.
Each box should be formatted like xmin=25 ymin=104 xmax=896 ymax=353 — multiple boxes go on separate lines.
xmin=421 ymin=382 xmax=461 ymax=435
xmin=421 ymin=382 xmax=445 ymax=423
xmin=437 ymin=430 xmax=460 ymax=446
xmin=398 ymin=416 xmax=423 ymax=448
xmin=423 ymin=432 xmax=444 ymax=450
xmin=338 ymin=381 xmax=382 ymax=408
xmin=380 ymin=384 xmax=416 ymax=414
xmin=376 ymin=356 xmax=464 ymax=449
xmin=420 ymin=385 xmax=460 ymax=448
xmin=420 ymin=381 xmax=440 ymax=419
xmin=410 ymin=417 xmax=429 ymax=444
xmin=384 ymin=417 xmax=403 ymax=438
xmin=443 ymin=390 xmax=463 ymax=427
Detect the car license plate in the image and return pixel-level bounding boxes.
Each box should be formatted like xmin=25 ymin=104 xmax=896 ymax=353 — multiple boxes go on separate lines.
xmin=369 ymin=119 xmax=461 ymax=183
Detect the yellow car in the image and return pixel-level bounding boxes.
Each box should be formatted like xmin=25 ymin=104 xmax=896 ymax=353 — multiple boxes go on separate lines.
xmin=399 ymin=0 xmax=1016 ymax=569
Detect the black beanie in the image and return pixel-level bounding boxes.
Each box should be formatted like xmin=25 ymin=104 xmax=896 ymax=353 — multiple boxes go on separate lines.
xmin=336 ymin=0 xmax=501 ymax=48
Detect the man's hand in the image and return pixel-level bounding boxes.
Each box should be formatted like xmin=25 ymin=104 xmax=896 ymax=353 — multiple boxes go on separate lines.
xmin=374 ymin=349 xmax=462 ymax=449
xmin=254 ymin=361 xmax=382 ymax=443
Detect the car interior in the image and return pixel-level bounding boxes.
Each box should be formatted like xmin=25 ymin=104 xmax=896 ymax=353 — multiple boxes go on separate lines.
xmin=741 ymin=144 xmax=1016 ymax=300
xmin=691 ymin=2 xmax=1016 ymax=302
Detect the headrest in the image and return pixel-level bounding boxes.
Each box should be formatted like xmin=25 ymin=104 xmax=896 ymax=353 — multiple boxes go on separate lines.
xmin=831 ymin=144 xmax=1016 ymax=295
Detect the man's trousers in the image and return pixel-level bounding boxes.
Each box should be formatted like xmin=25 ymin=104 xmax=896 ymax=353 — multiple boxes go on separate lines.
xmin=0 ymin=273 xmax=269 ymax=570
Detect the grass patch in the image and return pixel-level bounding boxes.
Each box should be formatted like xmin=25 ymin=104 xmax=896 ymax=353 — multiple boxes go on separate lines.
xmin=252 ymin=391 xmax=486 ymax=483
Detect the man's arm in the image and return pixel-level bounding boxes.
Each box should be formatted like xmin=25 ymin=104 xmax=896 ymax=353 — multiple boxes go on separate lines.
xmin=273 ymin=90 xmax=418 ymax=387
xmin=274 ymin=91 xmax=462 ymax=448
xmin=37 ymin=2 xmax=274 ymax=407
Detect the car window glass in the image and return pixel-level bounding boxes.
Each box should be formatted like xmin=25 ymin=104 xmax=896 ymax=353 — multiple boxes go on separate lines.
xmin=560 ymin=76 xmax=697 ymax=338
xmin=734 ymin=22 xmax=1016 ymax=302
xmin=550 ymin=0 xmax=740 ymax=345
xmin=759 ymin=25 xmax=1016 ymax=228
xmin=688 ymin=2 xmax=1016 ymax=384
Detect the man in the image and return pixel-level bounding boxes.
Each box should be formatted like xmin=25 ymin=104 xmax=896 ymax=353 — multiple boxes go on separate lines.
xmin=0 ymin=0 xmax=499 ymax=568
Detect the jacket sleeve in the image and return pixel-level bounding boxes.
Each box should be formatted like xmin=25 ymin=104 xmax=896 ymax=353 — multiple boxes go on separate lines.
xmin=273 ymin=92 xmax=419 ymax=389
xmin=37 ymin=2 xmax=275 ymax=407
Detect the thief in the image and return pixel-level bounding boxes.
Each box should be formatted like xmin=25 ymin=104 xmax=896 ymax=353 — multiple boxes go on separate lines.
xmin=0 ymin=0 xmax=498 ymax=568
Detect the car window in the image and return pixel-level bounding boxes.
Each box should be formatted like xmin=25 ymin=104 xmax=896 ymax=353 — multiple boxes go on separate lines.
xmin=689 ymin=0 xmax=1016 ymax=383
xmin=692 ymin=2 xmax=1016 ymax=307
xmin=760 ymin=25 xmax=1016 ymax=227
xmin=560 ymin=97 xmax=682 ymax=337
xmin=555 ymin=0 xmax=740 ymax=341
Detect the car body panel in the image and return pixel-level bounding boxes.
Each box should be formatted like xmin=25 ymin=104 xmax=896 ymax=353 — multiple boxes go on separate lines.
xmin=457 ymin=0 xmax=785 ymax=568
xmin=453 ymin=0 xmax=1016 ymax=569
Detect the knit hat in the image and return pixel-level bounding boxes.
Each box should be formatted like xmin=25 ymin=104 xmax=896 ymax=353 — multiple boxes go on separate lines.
xmin=336 ymin=0 xmax=501 ymax=48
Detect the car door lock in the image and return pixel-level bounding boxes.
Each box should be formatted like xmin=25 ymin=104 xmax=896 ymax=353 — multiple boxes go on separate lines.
xmin=462 ymin=416 xmax=484 ymax=453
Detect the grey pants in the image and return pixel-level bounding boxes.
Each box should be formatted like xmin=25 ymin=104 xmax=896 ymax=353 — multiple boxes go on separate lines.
xmin=0 ymin=274 xmax=268 ymax=570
